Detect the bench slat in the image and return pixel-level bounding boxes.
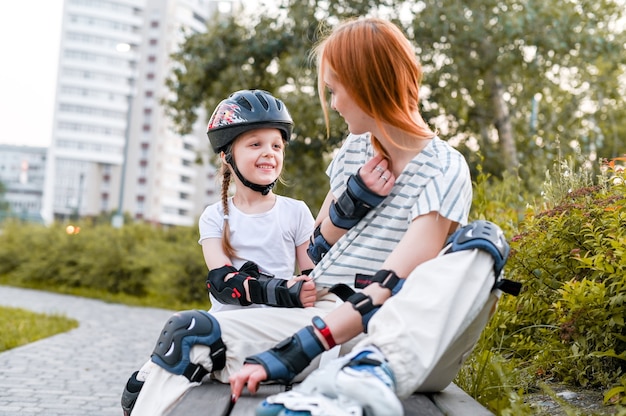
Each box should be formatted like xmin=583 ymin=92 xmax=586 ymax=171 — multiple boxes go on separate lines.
xmin=165 ymin=381 xmax=492 ymax=416
xmin=402 ymin=393 xmax=444 ymax=416
xmin=231 ymin=385 xmax=287 ymax=416
xmin=429 ymin=384 xmax=494 ymax=416
xmin=165 ymin=381 xmax=232 ymax=416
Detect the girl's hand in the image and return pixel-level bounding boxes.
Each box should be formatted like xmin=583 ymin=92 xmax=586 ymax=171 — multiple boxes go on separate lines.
xmin=359 ymin=154 xmax=395 ymax=195
xmin=229 ymin=363 xmax=268 ymax=400
xmin=288 ymin=275 xmax=316 ymax=307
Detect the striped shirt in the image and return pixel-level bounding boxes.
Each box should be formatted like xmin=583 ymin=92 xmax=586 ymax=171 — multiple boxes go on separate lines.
xmin=311 ymin=133 xmax=472 ymax=288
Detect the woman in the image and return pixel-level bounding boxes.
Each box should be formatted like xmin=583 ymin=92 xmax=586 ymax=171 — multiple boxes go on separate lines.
xmin=229 ymin=17 xmax=506 ymax=416
xmin=128 ymin=18 xmax=507 ymax=416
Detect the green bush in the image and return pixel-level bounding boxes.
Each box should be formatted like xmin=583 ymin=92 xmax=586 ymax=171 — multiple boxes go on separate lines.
xmin=0 ymin=221 xmax=208 ymax=309
xmin=503 ymin=162 xmax=626 ymax=389
xmin=458 ymin=158 xmax=626 ymax=414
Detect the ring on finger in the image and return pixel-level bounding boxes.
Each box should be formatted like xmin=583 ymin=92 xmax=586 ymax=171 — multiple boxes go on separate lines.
xmin=374 ymin=166 xmax=384 ymax=173
xmin=381 ymin=175 xmax=388 ymax=182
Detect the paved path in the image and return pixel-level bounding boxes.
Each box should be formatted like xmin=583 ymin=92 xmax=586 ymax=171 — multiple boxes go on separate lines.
xmin=0 ymin=286 xmax=175 ymax=416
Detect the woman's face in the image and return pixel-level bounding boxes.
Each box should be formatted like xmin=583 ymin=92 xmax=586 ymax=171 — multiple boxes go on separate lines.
xmin=323 ymin=65 xmax=371 ymax=135
xmin=227 ymin=128 xmax=284 ymax=185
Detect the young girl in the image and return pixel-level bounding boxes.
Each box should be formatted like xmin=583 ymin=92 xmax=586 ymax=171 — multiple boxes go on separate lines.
xmin=121 ymin=89 xmax=316 ymax=415
xmin=200 ymin=89 xmax=316 ymax=312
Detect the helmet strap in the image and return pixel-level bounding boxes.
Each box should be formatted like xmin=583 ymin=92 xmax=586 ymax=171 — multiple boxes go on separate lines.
xmin=225 ymin=153 xmax=276 ymax=196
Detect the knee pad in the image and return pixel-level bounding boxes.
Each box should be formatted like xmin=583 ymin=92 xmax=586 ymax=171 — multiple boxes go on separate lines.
xmin=445 ymin=220 xmax=509 ymax=277
xmin=151 ymin=310 xmax=226 ymax=381
xmin=446 ymin=220 xmax=521 ymax=295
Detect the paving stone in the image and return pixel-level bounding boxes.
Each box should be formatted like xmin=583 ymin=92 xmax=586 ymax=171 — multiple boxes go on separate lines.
xmin=0 ymin=285 xmax=174 ymax=415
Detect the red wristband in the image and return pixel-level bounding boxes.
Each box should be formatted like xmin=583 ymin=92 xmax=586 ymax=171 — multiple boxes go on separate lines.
xmin=311 ymin=316 xmax=336 ymax=349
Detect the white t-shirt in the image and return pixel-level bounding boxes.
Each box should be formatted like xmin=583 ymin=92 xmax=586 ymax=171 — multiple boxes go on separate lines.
xmin=198 ymin=195 xmax=315 ymax=312
xmin=310 ymin=133 xmax=472 ymax=288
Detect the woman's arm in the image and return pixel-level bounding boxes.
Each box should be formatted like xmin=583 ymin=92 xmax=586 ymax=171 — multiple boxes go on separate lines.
xmin=229 ymin=211 xmax=453 ymax=398
xmin=313 ymin=154 xmax=395 ymax=253
xmin=320 ymin=212 xmax=452 ymax=343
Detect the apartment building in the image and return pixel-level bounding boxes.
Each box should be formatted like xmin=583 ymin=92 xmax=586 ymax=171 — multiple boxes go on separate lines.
xmin=0 ymin=145 xmax=47 ymax=223
xmin=42 ymin=0 xmax=239 ymax=226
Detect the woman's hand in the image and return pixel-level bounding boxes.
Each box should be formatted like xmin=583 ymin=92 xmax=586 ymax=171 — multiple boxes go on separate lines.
xmin=229 ymin=363 xmax=268 ymax=400
xmin=288 ymin=275 xmax=316 ymax=307
xmin=359 ymin=154 xmax=395 ymax=195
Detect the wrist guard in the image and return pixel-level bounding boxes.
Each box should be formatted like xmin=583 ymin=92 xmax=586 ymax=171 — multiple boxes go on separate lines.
xmin=207 ymin=261 xmax=304 ymax=308
xmin=245 ymin=325 xmax=325 ymax=383
xmin=329 ymin=270 xmax=404 ymax=332
xmin=248 ymin=273 xmax=304 ymax=308
xmin=206 ymin=264 xmax=253 ymax=306
xmin=329 ymin=170 xmax=385 ymax=229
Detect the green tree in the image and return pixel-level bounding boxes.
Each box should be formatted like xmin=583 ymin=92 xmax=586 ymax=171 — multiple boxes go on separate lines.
xmin=408 ymin=0 xmax=626 ymax=183
xmin=163 ymin=0 xmax=626 ymax=201
xmin=165 ymin=6 xmax=322 ymax=211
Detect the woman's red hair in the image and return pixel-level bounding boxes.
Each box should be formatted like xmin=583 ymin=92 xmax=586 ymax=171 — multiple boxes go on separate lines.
xmin=313 ymin=17 xmax=434 ymax=156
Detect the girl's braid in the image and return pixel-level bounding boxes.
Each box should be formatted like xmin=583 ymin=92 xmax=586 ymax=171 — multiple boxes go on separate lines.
xmin=220 ymin=164 xmax=237 ymax=258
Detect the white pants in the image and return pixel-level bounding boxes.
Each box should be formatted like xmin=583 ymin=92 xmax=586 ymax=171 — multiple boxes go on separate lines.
xmin=132 ymin=294 xmax=359 ymax=415
xmin=133 ymin=248 xmax=497 ymax=414
xmin=360 ymin=249 xmax=499 ymax=398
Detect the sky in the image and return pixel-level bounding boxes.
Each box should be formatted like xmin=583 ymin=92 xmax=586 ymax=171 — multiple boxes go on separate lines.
xmin=0 ymin=0 xmax=64 ymax=148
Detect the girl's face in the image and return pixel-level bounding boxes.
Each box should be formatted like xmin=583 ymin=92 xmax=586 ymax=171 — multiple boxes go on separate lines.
xmin=323 ymin=65 xmax=371 ymax=135
xmin=228 ymin=128 xmax=285 ymax=185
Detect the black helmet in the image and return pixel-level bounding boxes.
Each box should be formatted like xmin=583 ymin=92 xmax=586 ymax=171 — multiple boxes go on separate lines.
xmin=207 ymin=89 xmax=293 ymax=153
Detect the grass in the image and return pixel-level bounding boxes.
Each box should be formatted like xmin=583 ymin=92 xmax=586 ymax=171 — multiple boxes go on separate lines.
xmin=0 ymin=305 xmax=78 ymax=352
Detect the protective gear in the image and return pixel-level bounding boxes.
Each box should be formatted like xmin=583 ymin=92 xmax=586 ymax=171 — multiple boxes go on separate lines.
xmin=207 ymin=89 xmax=293 ymax=154
xmin=329 ymin=171 xmax=385 ymax=229
xmin=354 ymin=269 xmax=401 ymax=291
xmin=329 ymin=270 xmax=404 ymax=332
xmin=345 ymin=292 xmax=378 ymax=332
xmin=446 ymin=220 xmax=521 ymax=295
xmin=245 ymin=325 xmax=325 ymax=383
xmin=307 ymin=224 xmax=332 ymax=264
xmin=256 ymin=346 xmax=402 ymax=416
xmin=206 ymin=264 xmax=252 ymax=306
xmin=207 ymin=90 xmax=293 ymax=195
xmin=208 ymin=261 xmax=305 ymax=307
xmin=121 ymin=371 xmax=143 ymax=416
xmin=151 ymin=310 xmax=226 ymax=382
xmin=249 ymin=275 xmax=304 ymax=308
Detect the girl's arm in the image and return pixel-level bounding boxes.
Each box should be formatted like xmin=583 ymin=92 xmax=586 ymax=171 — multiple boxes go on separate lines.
xmin=201 ymin=238 xmax=230 ymax=270
xmin=290 ymin=241 xmax=317 ymax=307
xmin=296 ymin=241 xmax=315 ymax=273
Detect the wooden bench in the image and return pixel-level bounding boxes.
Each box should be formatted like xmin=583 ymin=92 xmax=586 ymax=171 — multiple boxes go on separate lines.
xmin=165 ymin=381 xmax=494 ymax=415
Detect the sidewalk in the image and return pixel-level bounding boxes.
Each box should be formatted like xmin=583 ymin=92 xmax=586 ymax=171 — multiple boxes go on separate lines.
xmin=0 ymin=285 xmax=175 ymax=415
